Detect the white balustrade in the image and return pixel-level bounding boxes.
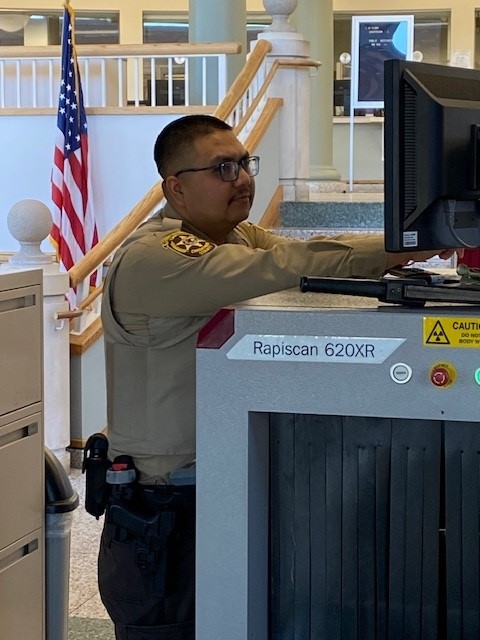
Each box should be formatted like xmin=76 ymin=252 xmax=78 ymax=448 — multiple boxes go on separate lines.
xmin=0 ymin=44 xmax=238 ymax=109
xmin=226 ymin=51 xmax=268 ymax=138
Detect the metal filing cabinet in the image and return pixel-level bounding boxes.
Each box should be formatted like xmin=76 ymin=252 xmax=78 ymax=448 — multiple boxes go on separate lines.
xmin=0 ymin=269 xmax=44 ymax=640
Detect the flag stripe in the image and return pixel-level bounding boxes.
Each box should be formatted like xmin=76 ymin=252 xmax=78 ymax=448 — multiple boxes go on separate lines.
xmin=50 ymin=1 xmax=100 ymax=306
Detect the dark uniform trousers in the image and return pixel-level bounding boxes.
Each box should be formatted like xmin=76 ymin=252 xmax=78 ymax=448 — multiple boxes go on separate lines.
xmin=98 ymin=485 xmax=195 ymax=640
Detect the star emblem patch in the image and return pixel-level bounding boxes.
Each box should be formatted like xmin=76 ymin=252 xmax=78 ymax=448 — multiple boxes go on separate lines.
xmin=161 ymin=231 xmax=215 ymax=258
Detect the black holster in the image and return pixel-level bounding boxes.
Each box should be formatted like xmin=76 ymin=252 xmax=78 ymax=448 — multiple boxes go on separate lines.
xmin=82 ymin=433 xmax=111 ymax=518
xmin=105 ymin=495 xmax=177 ymax=598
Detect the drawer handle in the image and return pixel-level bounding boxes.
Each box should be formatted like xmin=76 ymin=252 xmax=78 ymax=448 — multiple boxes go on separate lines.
xmin=0 ymin=294 xmax=35 ymax=314
xmin=0 ymin=538 xmax=39 ymax=573
xmin=0 ymin=422 xmax=38 ymax=448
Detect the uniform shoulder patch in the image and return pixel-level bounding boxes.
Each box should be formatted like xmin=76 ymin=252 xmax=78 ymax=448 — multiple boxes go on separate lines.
xmin=161 ymin=231 xmax=215 ymax=258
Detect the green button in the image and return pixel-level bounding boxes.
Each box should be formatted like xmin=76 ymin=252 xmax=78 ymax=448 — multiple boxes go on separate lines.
xmin=475 ymin=368 xmax=480 ymax=386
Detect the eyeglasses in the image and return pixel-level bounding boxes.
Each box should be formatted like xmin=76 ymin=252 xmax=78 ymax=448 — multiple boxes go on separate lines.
xmin=174 ymin=155 xmax=260 ymax=182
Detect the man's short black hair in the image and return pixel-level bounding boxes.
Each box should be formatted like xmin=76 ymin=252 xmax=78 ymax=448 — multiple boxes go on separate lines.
xmin=154 ymin=115 xmax=233 ymax=178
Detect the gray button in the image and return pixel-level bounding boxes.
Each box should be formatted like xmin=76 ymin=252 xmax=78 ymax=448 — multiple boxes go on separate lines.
xmin=390 ymin=362 xmax=413 ymax=384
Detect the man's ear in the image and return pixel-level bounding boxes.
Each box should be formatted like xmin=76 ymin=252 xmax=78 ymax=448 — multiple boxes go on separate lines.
xmin=164 ymin=176 xmax=184 ymax=205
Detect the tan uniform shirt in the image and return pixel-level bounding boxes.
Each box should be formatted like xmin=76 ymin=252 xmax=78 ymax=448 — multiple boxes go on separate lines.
xmin=102 ymin=202 xmax=388 ymax=483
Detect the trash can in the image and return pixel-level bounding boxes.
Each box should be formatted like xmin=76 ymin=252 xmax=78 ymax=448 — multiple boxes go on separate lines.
xmin=45 ymin=447 xmax=79 ymax=640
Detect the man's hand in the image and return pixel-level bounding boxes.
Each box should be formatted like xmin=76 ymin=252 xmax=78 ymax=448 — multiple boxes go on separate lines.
xmin=385 ymin=248 xmax=465 ymax=270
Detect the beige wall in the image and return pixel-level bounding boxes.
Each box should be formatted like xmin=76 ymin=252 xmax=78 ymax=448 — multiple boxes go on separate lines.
xmin=334 ymin=0 xmax=476 ymax=62
xmin=0 ymin=0 xmax=266 ymax=45
xmin=0 ymin=0 xmax=476 ymax=60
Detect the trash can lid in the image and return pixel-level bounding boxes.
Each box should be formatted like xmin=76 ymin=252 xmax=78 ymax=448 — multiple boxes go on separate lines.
xmin=45 ymin=447 xmax=79 ymax=514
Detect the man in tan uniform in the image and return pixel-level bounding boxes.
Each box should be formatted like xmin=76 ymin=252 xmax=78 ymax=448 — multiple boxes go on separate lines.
xmin=98 ymin=115 xmax=457 ymax=640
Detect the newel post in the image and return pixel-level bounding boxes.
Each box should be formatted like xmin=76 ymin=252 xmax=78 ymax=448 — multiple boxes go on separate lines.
xmin=259 ymin=0 xmax=311 ymax=201
xmin=263 ymin=0 xmax=298 ymax=32
xmin=4 ymin=199 xmax=71 ymax=470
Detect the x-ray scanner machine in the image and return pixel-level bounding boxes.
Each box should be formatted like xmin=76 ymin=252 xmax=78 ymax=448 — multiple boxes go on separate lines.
xmin=196 ymin=288 xmax=480 ymax=640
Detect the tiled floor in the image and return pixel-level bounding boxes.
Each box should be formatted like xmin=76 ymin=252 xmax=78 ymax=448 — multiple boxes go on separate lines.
xmin=68 ymin=469 xmax=115 ymax=640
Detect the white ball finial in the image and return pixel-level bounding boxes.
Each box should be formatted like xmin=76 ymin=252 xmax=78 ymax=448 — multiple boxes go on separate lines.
xmin=263 ymin=0 xmax=298 ymax=32
xmin=7 ymin=199 xmax=53 ymax=265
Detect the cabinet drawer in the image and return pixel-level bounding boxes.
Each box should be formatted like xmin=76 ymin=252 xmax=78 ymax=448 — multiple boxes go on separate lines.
xmin=0 ymin=413 xmax=43 ymax=549
xmin=0 ymin=284 xmax=42 ymax=417
xmin=0 ymin=530 xmax=44 ymax=640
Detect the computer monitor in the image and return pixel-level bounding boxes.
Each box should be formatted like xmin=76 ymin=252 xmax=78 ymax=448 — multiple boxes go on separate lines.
xmin=384 ymin=59 xmax=480 ymax=252
xmin=333 ymin=79 xmax=351 ymax=115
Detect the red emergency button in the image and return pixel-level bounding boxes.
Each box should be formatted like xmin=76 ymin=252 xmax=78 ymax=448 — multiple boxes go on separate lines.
xmin=431 ymin=366 xmax=450 ymax=387
xmin=429 ymin=362 xmax=457 ymax=388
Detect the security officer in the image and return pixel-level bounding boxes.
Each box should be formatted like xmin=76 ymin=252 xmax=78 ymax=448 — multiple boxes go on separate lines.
xmin=98 ymin=114 xmax=457 ymax=640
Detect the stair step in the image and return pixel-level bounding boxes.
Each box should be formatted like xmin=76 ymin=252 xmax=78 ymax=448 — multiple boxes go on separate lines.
xmin=280 ymin=200 xmax=384 ymax=230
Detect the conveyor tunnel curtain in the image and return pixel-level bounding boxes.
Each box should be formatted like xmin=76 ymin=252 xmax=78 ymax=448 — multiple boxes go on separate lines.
xmin=270 ymin=414 xmax=480 ymax=640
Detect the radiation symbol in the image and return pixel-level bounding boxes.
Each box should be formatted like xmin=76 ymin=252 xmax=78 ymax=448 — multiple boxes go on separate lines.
xmin=426 ymin=320 xmax=450 ymax=345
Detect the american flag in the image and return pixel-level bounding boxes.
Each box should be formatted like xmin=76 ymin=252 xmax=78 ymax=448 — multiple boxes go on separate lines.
xmin=51 ymin=1 xmax=99 ymax=306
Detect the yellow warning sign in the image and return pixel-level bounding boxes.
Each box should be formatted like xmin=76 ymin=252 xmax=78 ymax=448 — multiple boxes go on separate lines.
xmin=423 ymin=317 xmax=480 ymax=348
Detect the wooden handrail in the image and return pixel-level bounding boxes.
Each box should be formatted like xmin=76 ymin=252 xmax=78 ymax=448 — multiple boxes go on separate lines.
xmin=0 ymin=42 xmax=241 ymax=59
xmin=258 ymin=185 xmax=283 ymax=228
xmin=55 ymin=309 xmax=83 ymax=320
xmin=243 ymin=97 xmax=283 ymax=153
xmin=69 ymin=181 xmax=164 ymax=287
xmin=214 ymin=39 xmax=272 ymax=122
xmin=233 ymin=58 xmax=321 ymax=134
xmin=278 ymin=58 xmax=322 ymax=69
xmin=77 ymin=283 xmax=103 ymax=311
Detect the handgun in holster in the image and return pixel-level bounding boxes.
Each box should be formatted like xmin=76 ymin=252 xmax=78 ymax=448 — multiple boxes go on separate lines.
xmin=82 ymin=433 xmax=111 ymax=519
xmin=105 ymin=492 xmax=177 ymax=597
xmin=104 ymin=454 xmax=176 ymax=568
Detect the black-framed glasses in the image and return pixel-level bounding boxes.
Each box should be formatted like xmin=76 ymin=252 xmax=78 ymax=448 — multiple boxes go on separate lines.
xmin=174 ymin=155 xmax=260 ymax=182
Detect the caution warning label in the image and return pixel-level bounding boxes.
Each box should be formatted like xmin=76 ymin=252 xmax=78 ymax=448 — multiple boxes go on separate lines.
xmin=423 ymin=317 xmax=480 ymax=347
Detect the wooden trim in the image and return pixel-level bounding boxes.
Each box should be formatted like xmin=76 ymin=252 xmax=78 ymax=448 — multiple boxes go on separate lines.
xmin=243 ymin=97 xmax=283 ymax=153
xmin=258 ymin=186 xmax=283 ymax=228
xmin=56 ymin=309 xmax=83 ymax=320
xmin=70 ymin=316 xmax=103 ymax=356
xmin=70 ymin=426 xmax=108 ymax=450
xmin=87 ymin=105 xmax=216 ymax=116
xmin=77 ymin=283 xmax=103 ymax=311
xmin=277 ymin=58 xmax=322 ymax=68
xmin=0 ymin=42 xmax=241 ymax=59
xmin=352 ymin=179 xmax=384 ymax=184
xmin=69 ymin=438 xmax=88 ymax=450
xmin=0 ymin=105 xmax=216 ymax=117
xmin=0 ymin=108 xmax=56 ymax=117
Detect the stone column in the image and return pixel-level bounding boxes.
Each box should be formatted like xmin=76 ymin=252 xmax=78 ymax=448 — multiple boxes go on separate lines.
xmin=3 ymin=200 xmax=71 ymax=471
xmin=291 ymin=0 xmax=342 ymax=188
xmin=259 ymin=0 xmax=312 ymax=201
xmin=189 ymin=0 xmax=247 ymax=101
